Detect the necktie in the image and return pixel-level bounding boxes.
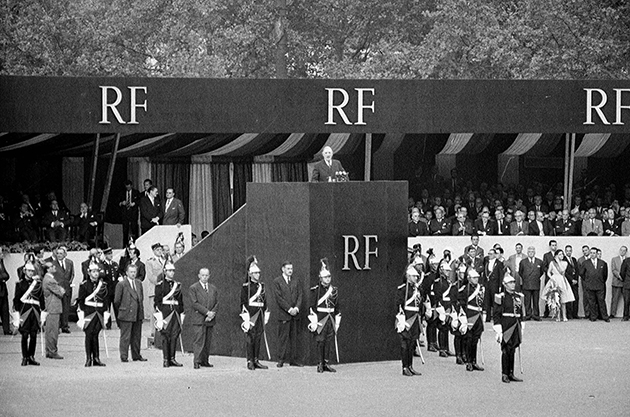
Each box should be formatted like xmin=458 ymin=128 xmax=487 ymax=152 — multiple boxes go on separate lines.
xmin=53 ymin=211 xmax=57 ymax=217
xmin=59 ymin=260 xmax=64 ymax=272
xmin=203 ymin=284 xmax=208 ymax=293
xmin=166 ymin=199 xmax=172 ymax=211
xmin=591 ymin=219 xmax=594 ymax=228
xmin=131 ymin=279 xmax=136 ymax=292
xmin=127 ymin=191 xmax=131 ymax=205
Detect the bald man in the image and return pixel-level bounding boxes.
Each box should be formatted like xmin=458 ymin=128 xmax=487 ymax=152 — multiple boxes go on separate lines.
xmin=311 ymin=146 xmax=346 ymax=182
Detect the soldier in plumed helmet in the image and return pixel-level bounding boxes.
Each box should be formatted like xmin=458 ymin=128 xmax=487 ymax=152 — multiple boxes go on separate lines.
xmin=493 ymin=273 xmax=526 ymax=383
xmin=78 ymin=262 xmax=110 ymax=367
xmin=452 ymin=263 xmax=469 ymax=365
xmin=154 ymin=261 xmax=184 ymax=368
xmin=308 ymin=258 xmax=341 ymax=373
xmin=422 ymin=250 xmax=441 ymax=353
xmin=459 ymin=267 xmax=485 ymax=372
xmin=13 ymin=261 xmax=45 ymax=366
xmin=434 ymin=259 xmax=456 ymax=358
xmin=240 ymin=256 xmax=269 ymax=370
xmin=396 ymin=263 xmax=423 ymax=376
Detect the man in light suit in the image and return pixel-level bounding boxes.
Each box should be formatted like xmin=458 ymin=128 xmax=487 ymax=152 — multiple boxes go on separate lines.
xmin=49 ymin=246 xmax=74 ymax=333
xmin=509 ymin=210 xmax=529 ymax=236
xmin=188 ymin=267 xmax=218 ymax=369
xmin=610 ymin=246 xmax=626 ymax=318
xmin=162 ymin=188 xmax=186 ymax=226
xmin=518 ymin=246 xmax=543 ymax=321
xmin=273 ymin=261 xmax=303 ymax=367
xmin=580 ymin=248 xmax=609 ymax=321
xmin=310 ymin=146 xmax=346 ymax=182
xmin=114 ymin=264 xmax=147 ymax=362
xmin=581 ymin=208 xmax=604 ymax=236
xmin=506 ymin=243 xmax=526 ymax=291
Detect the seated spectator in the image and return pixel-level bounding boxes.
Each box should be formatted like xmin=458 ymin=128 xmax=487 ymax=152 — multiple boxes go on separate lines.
xmin=621 ymin=211 xmax=630 ymax=236
xmin=42 ymin=200 xmax=69 ymax=242
xmin=582 ymin=208 xmax=604 ymax=236
xmin=529 ymin=211 xmax=553 ymax=236
xmin=603 ymin=208 xmax=621 ymax=236
xmin=495 ymin=209 xmax=510 ymax=235
xmin=14 ymin=202 xmax=38 ymax=242
xmin=74 ymin=203 xmax=100 ymax=244
xmin=473 ymin=211 xmax=496 ymax=236
xmin=510 ymin=210 xmax=529 ymax=236
xmin=409 ymin=208 xmax=428 ymax=237
xmin=451 ymin=211 xmax=473 ymax=236
xmin=429 ymin=207 xmax=451 ymax=235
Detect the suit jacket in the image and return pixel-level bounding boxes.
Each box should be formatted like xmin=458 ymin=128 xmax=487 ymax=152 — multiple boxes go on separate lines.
xmin=120 ymin=188 xmax=140 ymax=220
xmin=458 ymin=255 xmax=484 ymax=277
xmin=621 ymin=220 xmax=630 ymax=236
xmin=474 ymin=219 xmax=497 ymax=236
xmin=580 ymin=259 xmax=608 ymax=291
xmin=50 ymin=257 xmax=74 ymax=292
xmin=463 ymin=244 xmax=485 ymax=259
xmin=495 ymin=218 xmax=510 ymax=235
xmin=528 ymin=219 xmax=553 ymax=236
xmin=451 ymin=219 xmax=474 ymax=236
xmin=273 ymin=275 xmax=303 ymax=321
xmin=114 ymin=277 xmax=144 ymax=322
xmin=483 ymin=257 xmax=504 ymax=285
xmin=139 ymin=195 xmax=162 ymax=230
xmin=509 ymin=220 xmax=529 ymax=236
xmin=603 ymin=219 xmax=621 ymax=236
xmin=311 ymin=159 xmax=345 ymax=182
xmin=188 ymin=281 xmax=218 ymax=326
xmin=506 ymin=253 xmax=526 ymax=288
xmin=118 ymin=258 xmax=146 ymax=282
xmin=74 ymin=211 xmax=99 ymax=242
xmin=555 ymin=219 xmax=576 ymax=236
xmin=618 ymin=258 xmax=630 ymax=290
xmin=408 ymin=220 xmax=428 ymax=237
xmin=145 ymin=257 xmax=165 ymax=297
xmin=162 ymin=197 xmax=186 ymax=225
xmin=429 ymin=218 xmax=451 ymax=235
xmin=0 ymin=258 xmax=9 ymax=297
xmin=581 ymin=218 xmax=603 ymax=236
xmin=42 ymin=209 xmax=69 ymax=230
xmin=611 ymin=256 xmax=625 ymax=287
xmin=42 ymin=272 xmax=65 ymax=314
xmin=541 ymin=251 xmax=555 ymax=274
xmin=518 ymin=257 xmax=543 ymax=290
xmin=565 ymin=256 xmax=579 ymax=286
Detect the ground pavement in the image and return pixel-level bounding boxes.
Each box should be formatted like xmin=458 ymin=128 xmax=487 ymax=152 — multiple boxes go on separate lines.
xmin=1 ymin=319 xmax=629 ymax=417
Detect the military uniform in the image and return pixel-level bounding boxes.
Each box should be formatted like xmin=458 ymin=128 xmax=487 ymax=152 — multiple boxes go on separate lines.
xmin=396 ymin=279 xmax=422 ymax=375
xmin=493 ymin=289 xmax=525 ymax=382
xmin=240 ymin=277 xmax=267 ymax=369
xmin=452 ymin=276 xmax=468 ymax=364
xmin=100 ymin=257 xmax=119 ymax=329
xmin=13 ymin=274 xmax=45 ymax=365
xmin=434 ymin=274 xmax=456 ymax=357
xmin=422 ymin=271 xmax=440 ymax=352
xmin=78 ymin=276 xmax=109 ymax=366
xmin=460 ymin=280 xmax=485 ymax=371
xmin=155 ymin=276 xmax=184 ymax=367
xmin=310 ymin=282 xmax=340 ymax=372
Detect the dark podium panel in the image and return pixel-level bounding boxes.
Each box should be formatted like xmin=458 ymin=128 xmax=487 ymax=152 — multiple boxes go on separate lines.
xmin=174 ymin=181 xmax=408 ymax=364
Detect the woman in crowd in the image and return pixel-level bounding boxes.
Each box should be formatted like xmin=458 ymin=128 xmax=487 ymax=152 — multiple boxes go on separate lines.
xmin=542 ymin=249 xmax=575 ymax=322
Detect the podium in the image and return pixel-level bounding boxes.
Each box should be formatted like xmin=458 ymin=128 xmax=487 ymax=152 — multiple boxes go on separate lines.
xmin=175 ymin=181 xmax=408 ymax=364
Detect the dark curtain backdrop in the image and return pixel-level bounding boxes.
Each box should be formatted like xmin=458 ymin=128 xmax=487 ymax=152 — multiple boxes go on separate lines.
xmin=151 ymin=159 xmax=191 ymax=223
xmin=211 ymin=163 xmax=232 ymax=226
xmin=233 ymin=162 xmax=252 ymax=210
xmin=272 ymin=162 xmax=308 ymax=182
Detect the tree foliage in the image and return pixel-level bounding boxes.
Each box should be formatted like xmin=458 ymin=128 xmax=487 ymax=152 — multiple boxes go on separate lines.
xmin=1 ymin=0 xmax=628 ymax=78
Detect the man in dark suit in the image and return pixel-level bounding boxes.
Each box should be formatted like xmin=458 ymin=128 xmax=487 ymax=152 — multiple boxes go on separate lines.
xmin=530 ymin=195 xmax=549 ymax=214
xmin=564 ymin=245 xmax=580 ymax=319
xmin=509 ymin=210 xmax=529 ymax=236
xmin=451 ymin=212 xmax=474 ymax=236
xmin=494 ymin=209 xmax=510 ymax=235
xmin=518 ymin=246 xmax=543 ymax=321
xmin=603 ymin=209 xmax=621 ymax=236
xmin=114 ymin=264 xmax=147 ymax=362
xmin=483 ymin=249 xmax=505 ymax=322
xmin=273 ymin=261 xmax=303 ymax=367
xmin=0 ymin=247 xmax=11 ymax=334
xmin=459 ymin=247 xmax=485 ymax=277
xmin=580 ymin=248 xmax=609 ymax=322
xmin=463 ymin=235 xmax=485 ymax=259
xmin=188 ymin=267 xmax=218 ymax=369
xmin=50 ymin=246 xmax=74 ymax=333
xmin=555 ymin=209 xmax=576 ymax=236
xmin=618 ymin=255 xmax=630 ymax=321
xmin=310 ymin=146 xmax=346 ymax=182
xmin=74 ymin=202 xmax=100 ymax=244
xmin=408 ymin=209 xmax=428 ymax=236
xmin=100 ymin=247 xmax=119 ymax=329
xmin=528 ymin=211 xmax=553 ymax=236
xmin=139 ymin=186 xmax=162 ymax=235
xmin=429 ymin=207 xmax=451 ymax=235
xmin=162 ymin=188 xmax=186 ymax=226
xmin=541 ymin=240 xmax=558 ymax=279
xmin=42 ymin=200 xmax=69 ymax=242
xmin=119 ymin=180 xmax=140 ymax=247
xmin=14 ymin=203 xmax=39 ymax=242
xmin=474 ymin=211 xmax=497 ymax=236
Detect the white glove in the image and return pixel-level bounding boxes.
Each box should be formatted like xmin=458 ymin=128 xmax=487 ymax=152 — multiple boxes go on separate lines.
xmin=77 ymin=310 xmax=85 ymax=330
xmin=436 ymin=305 xmax=446 ymax=324
xmin=395 ymin=309 xmax=406 ymax=333
xmin=11 ymin=311 xmax=20 ymax=328
xmin=493 ymin=324 xmax=503 ymax=344
xmin=180 ymin=313 xmax=185 ymax=325
xmin=40 ymin=311 xmax=48 ymax=326
xmin=153 ymin=311 xmax=164 ymax=331
xmin=449 ymin=311 xmax=459 ymax=331
xmin=334 ymin=314 xmax=341 ymax=333
xmin=307 ymin=308 xmax=318 ymax=332
xmin=264 ymin=310 xmax=270 ymax=326
xmin=104 ymin=311 xmax=111 ymax=323
xmin=239 ymin=307 xmax=251 ymax=333
xmin=482 ymin=312 xmax=487 ymax=323
xmin=521 ymin=322 xmax=525 ymax=337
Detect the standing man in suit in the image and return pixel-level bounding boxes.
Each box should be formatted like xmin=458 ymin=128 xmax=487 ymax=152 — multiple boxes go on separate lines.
xmin=114 ymin=264 xmax=147 ymax=362
xmin=464 ymin=235 xmax=485 ymax=259
xmin=506 ymin=243 xmax=526 ymax=291
xmin=483 ymin=249 xmax=505 ymax=322
xmin=188 ymin=267 xmax=218 ymax=369
xmin=564 ymin=245 xmax=580 ymax=320
xmin=580 ymin=248 xmax=609 ymax=322
xmin=0 ymin=247 xmax=10 ymax=335
xmin=273 ymin=261 xmax=303 ymax=367
xmin=618 ymin=255 xmax=630 ymax=321
xmin=139 ymin=186 xmax=162 ymax=235
xmin=119 ymin=180 xmax=140 ymax=247
xmin=145 ymin=243 xmax=165 ymax=327
xmin=541 ymin=240 xmax=558 ymax=280
xmin=510 ymin=210 xmax=529 ymax=236
xmin=582 ymin=208 xmax=604 ymax=236
xmin=610 ymin=246 xmax=627 ymax=318
xmin=162 ymin=188 xmax=186 ymax=226
xmin=310 ymin=146 xmax=346 ymax=182
xmin=518 ymin=246 xmax=543 ymax=321
xmin=42 ymin=262 xmax=65 ymax=359
xmin=51 ymin=246 xmax=74 ymax=334
xmin=577 ymin=245 xmax=591 ymax=317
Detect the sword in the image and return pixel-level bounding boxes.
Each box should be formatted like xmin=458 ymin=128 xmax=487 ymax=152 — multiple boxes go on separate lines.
xmin=40 ymin=326 xmax=45 ymax=357
xmin=334 ymin=332 xmax=340 ymax=363
xmin=479 ymin=336 xmax=485 ymax=366
xmin=176 ymin=312 xmax=188 ymax=356
xmin=103 ymin=329 xmax=109 ymax=358
xmin=262 ymin=327 xmax=271 ymax=361
xmin=518 ymin=346 xmax=524 ymax=374
xmin=416 ymin=340 xmax=425 ymax=365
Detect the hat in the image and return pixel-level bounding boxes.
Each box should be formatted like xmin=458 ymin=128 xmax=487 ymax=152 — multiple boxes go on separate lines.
xmin=164 ymin=262 xmax=176 ymax=271
xmin=503 ymin=273 xmax=516 ymax=284
xmin=247 ymin=256 xmax=261 ymax=273
xmin=88 ymin=262 xmax=100 ymax=271
xmin=103 ymin=246 xmax=113 ymax=255
xmin=24 ymin=262 xmax=36 ymax=271
xmin=457 ymin=264 xmax=467 ymax=273
xmin=406 ymin=264 xmax=420 ymax=277
xmin=412 ymin=254 xmax=424 ymax=266
xmin=441 ymin=261 xmax=452 ymax=272
xmin=319 ymin=258 xmax=331 ymax=277
xmin=174 ymin=231 xmax=185 ymax=247
xmin=467 ymin=269 xmax=480 ymax=279
xmin=151 ymin=243 xmax=162 ymax=251
xmin=429 ymin=255 xmax=440 ymax=265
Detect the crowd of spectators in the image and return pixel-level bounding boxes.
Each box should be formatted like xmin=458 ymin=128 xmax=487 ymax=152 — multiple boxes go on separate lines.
xmin=408 ymin=169 xmax=630 ymax=237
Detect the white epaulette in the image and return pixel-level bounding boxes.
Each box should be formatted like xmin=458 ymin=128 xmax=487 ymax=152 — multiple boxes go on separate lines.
xmin=310 ymin=285 xmax=318 ymax=291
xmin=397 ymin=283 xmax=406 ymax=289
xmin=494 ymin=292 xmax=504 ymax=304
xmin=243 ymin=282 xmax=249 ymax=287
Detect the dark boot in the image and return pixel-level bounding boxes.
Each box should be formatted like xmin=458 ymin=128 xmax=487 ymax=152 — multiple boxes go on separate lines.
xmin=409 ymin=366 xmax=421 ymax=376
xmin=247 ymin=361 xmax=255 ymax=370
xmin=170 ymin=358 xmax=183 ymax=367
xmin=254 ymin=359 xmax=268 ymax=369
xmin=85 ymin=358 xmax=93 ymax=367
xmin=502 ymin=374 xmax=511 ymax=383
xmin=509 ymin=373 xmax=523 ymax=382
xmin=317 ymin=364 xmax=324 ymax=373
xmin=472 ymin=362 xmax=484 ymax=371
xmin=28 ymin=356 xmax=40 ymax=366
xmin=402 ymin=367 xmax=413 ymax=376
xmin=466 ymin=363 xmax=474 ymax=371
xmin=92 ymin=357 xmax=106 ymax=367
xmin=163 ymin=360 xmax=170 ymax=368
xmin=323 ymin=361 xmax=336 ymax=373
xmin=21 ymin=358 xmax=28 ymax=366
